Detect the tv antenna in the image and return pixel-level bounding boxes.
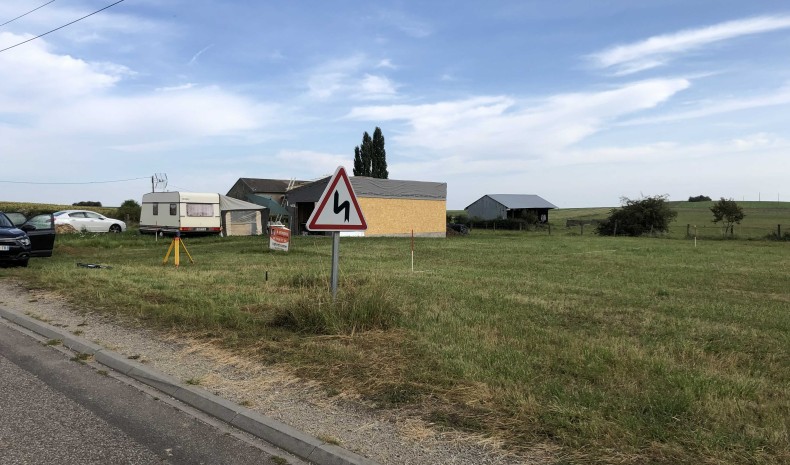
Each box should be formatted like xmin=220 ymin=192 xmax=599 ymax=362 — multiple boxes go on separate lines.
xmin=151 ymin=173 xmax=168 ymax=192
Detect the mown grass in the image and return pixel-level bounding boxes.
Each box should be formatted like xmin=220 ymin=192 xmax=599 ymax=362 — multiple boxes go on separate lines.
xmin=1 ymin=229 xmax=788 ymax=464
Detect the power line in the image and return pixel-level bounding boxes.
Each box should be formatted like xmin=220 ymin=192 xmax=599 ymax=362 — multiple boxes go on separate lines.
xmin=0 ymin=176 xmax=149 ymax=185
xmin=0 ymin=0 xmax=125 ymax=54
xmin=0 ymin=0 xmax=56 ymax=28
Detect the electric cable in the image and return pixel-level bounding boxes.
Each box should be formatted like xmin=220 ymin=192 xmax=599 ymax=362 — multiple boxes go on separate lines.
xmin=0 ymin=0 xmax=56 ymax=28
xmin=0 ymin=176 xmax=149 ymax=185
xmin=0 ymin=0 xmax=125 ymax=54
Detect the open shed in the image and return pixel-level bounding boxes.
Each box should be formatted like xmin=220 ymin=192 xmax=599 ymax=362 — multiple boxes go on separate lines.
xmin=465 ymin=194 xmax=557 ymax=223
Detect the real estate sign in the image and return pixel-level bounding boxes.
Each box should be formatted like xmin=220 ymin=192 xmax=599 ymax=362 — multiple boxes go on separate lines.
xmin=269 ymin=227 xmax=290 ymax=252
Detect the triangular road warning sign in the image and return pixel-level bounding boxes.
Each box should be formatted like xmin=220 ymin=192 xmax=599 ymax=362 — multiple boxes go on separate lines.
xmin=306 ymin=166 xmax=367 ymax=231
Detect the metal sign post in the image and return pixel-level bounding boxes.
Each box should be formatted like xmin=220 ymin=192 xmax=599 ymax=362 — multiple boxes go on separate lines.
xmin=305 ymin=167 xmax=367 ymax=298
xmin=330 ymin=232 xmax=340 ymax=299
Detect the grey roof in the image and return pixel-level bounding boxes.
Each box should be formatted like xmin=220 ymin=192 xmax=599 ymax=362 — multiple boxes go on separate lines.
xmin=287 ymin=176 xmax=446 ymax=203
xmin=245 ymin=194 xmax=290 ymax=216
xmin=237 ymin=178 xmax=308 ymax=194
xmin=476 ymin=194 xmax=557 ymax=210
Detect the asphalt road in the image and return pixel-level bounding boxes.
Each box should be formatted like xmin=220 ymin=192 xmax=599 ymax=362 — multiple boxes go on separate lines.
xmin=0 ymin=321 xmax=300 ymax=465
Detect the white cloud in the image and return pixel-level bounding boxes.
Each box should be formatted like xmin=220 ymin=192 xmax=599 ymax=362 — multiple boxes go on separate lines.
xmin=622 ymin=84 xmax=790 ymax=125
xmin=348 ymin=78 xmax=690 ymax=158
xmin=275 ymin=150 xmax=350 ymax=177
xmin=590 ymin=15 xmax=790 ymax=74
xmin=306 ymin=55 xmax=399 ymax=100
xmin=0 ymin=32 xmax=122 ymax=110
xmin=188 ymin=44 xmax=214 ymax=65
xmin=0 ymin=34 xmax=277 ymax=153
xmin=359 ymin=74 xmax=398 ymax=99
xmin=376 ymin=59 xmax=396 ymax=69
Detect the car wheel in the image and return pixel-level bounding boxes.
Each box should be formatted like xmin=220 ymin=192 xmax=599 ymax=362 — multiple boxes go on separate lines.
xmin=19 ymin=259 xmax=29 ymax=267
xmin=109 ymin=224 xmax=122 ymax=233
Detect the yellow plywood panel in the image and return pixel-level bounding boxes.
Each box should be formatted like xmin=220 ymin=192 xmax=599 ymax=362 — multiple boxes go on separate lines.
xmin=357 ymin=198 xmax=446 ymax=237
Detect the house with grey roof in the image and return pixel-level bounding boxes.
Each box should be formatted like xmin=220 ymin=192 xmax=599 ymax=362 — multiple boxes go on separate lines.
xmin=465 ymin=194 xmax=557 ymax=223
xmin=286 ymin=176 xmax=447 ymax=237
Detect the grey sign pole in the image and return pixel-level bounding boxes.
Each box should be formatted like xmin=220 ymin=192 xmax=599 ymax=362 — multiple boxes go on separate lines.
xmin=330 ymin=232 xmax=340 ymax=299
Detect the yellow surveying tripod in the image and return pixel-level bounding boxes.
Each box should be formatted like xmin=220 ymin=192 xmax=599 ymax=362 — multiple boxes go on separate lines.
xmin=162 ymin=231 xmax=194 ymax=267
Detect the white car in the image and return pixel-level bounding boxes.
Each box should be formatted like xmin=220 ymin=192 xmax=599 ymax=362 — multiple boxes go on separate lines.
xmin=53 ymin=210 xmax=127 ymax=233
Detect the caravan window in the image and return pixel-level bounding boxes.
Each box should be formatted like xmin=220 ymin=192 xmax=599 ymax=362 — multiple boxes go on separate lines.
xmin=186 ymin=203 xmax=214 ymax=217
xmin=152 ymin=203 xmax=159 ymax=215
xmin=170 ymin=203 xmax=177 ymax=215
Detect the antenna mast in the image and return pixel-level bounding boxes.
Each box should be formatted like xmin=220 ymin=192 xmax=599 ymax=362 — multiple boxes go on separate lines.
xmin=151 ymin=173 xmax=168 ymax=192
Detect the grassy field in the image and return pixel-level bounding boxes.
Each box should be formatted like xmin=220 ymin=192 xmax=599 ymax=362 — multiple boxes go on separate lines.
xmin=454 ymin=201 xmax=790 ymax=240
xmin=1 ymin=227 xmax=787 ymax=464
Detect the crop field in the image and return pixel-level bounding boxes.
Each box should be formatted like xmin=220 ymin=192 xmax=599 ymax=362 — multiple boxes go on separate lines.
xmin=2 ymin=223 xmax=787 ymax=464
xmin=0 ymin=201 xmax=118 ymax=218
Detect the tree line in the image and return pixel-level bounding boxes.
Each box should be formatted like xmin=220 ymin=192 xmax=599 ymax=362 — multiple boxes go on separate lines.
xmin=598 ymin=196 xmax=745 ymax=237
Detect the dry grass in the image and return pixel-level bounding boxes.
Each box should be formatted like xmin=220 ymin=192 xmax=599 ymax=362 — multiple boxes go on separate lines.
xmin=2 ymin=228 xmax=788 ymax=464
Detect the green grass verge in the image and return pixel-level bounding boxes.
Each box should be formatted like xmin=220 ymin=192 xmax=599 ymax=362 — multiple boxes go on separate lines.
xmin=1 ymin=229 xmax=788 ymax=464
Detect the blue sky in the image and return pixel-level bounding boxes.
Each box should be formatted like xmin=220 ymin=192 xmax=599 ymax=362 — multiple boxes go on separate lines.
xmin=1 ymin=0 xmax=789 ymax=209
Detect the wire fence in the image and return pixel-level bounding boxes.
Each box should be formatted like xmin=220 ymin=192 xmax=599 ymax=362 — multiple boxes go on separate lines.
xmin=670 ymin=224 xmax=789 ymax=240
xmin=461 ymin=221 xmax=790 ymax=241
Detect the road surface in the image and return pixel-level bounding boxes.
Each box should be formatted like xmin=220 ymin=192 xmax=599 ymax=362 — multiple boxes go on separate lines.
xmin=0 ymin=320 xmax=302 ymax=465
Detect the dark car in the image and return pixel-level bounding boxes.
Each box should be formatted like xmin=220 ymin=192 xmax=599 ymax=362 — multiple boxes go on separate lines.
xmin=0 ymin=212 xmax=56 ymax=267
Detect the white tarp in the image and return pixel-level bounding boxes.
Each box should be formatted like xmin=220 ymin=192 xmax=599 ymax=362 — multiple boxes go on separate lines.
xmin=219 ymin=195 xmax=266 ymax=212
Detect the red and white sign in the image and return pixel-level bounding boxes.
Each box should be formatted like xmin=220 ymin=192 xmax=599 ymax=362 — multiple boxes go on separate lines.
xmin=306 ymin=166 xmax=367 ymax=231
xmin=269 ymin=227 xmax=291 ymax=252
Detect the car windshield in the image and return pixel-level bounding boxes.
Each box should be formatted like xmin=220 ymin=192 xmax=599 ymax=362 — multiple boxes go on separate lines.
xmin=0 ymin=214 xmax=14 ymax=228
xmin=52 ymin=211 xmax=68 ymax=217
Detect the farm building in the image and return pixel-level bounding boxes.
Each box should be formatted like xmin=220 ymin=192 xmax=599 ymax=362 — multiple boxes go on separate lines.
xmin=286 ymin=176 xmax=447 ymax=237
xmin=466 ymin=194 xmax=557 ymax=223
xmin=226 ymin=178 xmax=308 ymax=220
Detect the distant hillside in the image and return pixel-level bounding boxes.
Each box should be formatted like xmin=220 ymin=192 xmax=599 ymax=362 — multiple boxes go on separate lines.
xmin=450 ymin=201 xmax=790 ymax=239
xmin=553 ymin=201 xmax=790 ymax=239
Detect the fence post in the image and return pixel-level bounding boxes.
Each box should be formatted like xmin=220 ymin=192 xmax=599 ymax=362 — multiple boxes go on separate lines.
xmin=613 ymin=221 xmax=618 ymax=237
xmin=548 ymin=223 xmax=551 ymax=236
xmin=686 ymin=224 xmax=690 ymax=238
xmin=778 ymin=224 xmax=781 ymax=237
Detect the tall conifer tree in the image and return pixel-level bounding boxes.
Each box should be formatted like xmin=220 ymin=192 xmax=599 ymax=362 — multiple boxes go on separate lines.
xmin=352 ymin=127 xmax=387 ymax=178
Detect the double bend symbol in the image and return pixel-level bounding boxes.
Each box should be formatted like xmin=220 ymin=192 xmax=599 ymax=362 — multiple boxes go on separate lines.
xmin=333 ymin=191 xmax=350 ymax=222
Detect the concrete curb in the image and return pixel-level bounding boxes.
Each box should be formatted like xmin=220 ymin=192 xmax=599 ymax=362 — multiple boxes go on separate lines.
xmin=0 ymin=306 xmax=380 ymax=465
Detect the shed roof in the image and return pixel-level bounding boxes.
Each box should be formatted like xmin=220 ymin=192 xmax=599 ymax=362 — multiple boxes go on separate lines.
xmin=470 ymin=194 xmax=558 ymax=210
xmin=286 ymin=176 xmax=447 ymax=203
xmin=245 ymin=194 xmax=290 ymax=216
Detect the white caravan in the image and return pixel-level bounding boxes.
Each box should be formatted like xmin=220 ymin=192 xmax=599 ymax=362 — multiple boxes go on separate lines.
xmin=140 ymin=192 xmax=221 ymax=235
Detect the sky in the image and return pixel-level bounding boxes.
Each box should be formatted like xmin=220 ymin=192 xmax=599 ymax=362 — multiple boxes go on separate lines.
xmin=1 ymin=0 xmax=789 ymax=209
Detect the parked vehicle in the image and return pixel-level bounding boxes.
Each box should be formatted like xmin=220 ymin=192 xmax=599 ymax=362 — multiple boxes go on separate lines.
xmin=139 ymin=192 xmax=221 ymax=235
xmin=0 ymin=212 xmax=56 ymax=267
xmin=53 ymin=210 xmax=127 ymax=233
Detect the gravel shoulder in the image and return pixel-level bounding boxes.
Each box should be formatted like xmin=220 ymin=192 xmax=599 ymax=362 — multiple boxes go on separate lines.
xmin=0 ymin=280 xmax=549 ymax=465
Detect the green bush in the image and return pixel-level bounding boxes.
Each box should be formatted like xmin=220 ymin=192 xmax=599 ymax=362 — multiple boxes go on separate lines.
xmin=598 ymin=195 xmax=678 ymax=236
xmin=114 ymin=199 xmax=141 ymax=224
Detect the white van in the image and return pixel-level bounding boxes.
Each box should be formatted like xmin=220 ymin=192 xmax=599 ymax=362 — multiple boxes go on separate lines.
xmin=139 ymin=192 xmax=221 ymax=235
